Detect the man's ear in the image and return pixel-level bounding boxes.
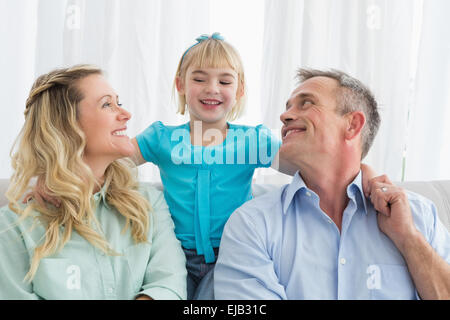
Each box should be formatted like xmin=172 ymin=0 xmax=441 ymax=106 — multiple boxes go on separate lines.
xmin=175 ymin=76 xmax=185 ymax=94
xmin=345 ymin=111 xmax=365 ymax=140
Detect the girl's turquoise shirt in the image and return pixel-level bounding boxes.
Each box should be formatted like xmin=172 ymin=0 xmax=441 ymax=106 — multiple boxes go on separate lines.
xmin=136 ymin=121 xmax=281 ymax=263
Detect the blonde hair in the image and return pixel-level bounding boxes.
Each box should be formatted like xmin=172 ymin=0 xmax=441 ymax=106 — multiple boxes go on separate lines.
xmin=6 ymin=64 xmax=151 ymax=281
xmin=174 ymin=36 xmax=246 ymax=121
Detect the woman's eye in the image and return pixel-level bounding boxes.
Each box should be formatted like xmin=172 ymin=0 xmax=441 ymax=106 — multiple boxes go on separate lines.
xmin=103 ymin=102 xmax=112 ymax=108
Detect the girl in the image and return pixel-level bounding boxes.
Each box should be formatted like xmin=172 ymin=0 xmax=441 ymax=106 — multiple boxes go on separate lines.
xmin=131 ymin=33 xmax=281 ymax=299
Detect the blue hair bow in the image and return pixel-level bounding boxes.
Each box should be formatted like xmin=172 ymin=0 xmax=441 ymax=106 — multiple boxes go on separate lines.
xmin=181 ymin=32 xmax=225 ymax=62
xmin=196 ymin=32 xmax=225 ymax=42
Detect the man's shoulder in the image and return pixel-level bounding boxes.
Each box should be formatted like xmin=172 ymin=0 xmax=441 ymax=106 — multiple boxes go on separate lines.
xmin=405 ymin=189 xmax=437 ymax=217
xmin=232 ymin=184 xmax=287 ymax=223
xmin=404 ymin=189 xmax=442 ymax=240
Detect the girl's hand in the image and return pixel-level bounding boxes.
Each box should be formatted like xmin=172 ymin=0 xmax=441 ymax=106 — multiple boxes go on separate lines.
xmin=360 ymin=163 xmax=377 ymax=198
xmin=22 ymin=176 xmax=61 ymax=208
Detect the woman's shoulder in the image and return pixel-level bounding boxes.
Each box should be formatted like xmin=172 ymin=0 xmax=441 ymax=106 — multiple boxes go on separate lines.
xmin=136 ymin=182 xmax=167 ymax=209
xmin=0 ymin=204 xmax=42 ymax=240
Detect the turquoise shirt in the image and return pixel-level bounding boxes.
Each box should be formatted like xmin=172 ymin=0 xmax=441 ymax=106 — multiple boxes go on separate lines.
xmin=0 ymin=183 xmax=187 ymax=300
xmin=136 ymin=121 xmax=281 ymax=263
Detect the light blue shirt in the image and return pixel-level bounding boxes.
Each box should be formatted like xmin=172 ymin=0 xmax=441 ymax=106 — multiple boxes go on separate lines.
xmin=136 ymin=121 xmax=280 ymax=263
xmin=214 ymin=171 xmax=450 ymax=299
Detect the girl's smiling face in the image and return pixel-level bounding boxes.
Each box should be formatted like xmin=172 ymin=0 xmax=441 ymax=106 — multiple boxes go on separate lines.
xmin=176 ymin=66 xmax=240 ymax=126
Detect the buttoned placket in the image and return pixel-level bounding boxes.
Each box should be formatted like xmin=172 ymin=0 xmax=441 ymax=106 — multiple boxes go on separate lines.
xmin=336 ymin=196 xmax=358 ymax=300
xmin=93 ymin=193 xmax=117 ymax=299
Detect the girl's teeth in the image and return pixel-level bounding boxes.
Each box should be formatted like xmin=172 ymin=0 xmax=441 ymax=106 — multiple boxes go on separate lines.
xmin=202 ymin=100 xmax=220 ymax=105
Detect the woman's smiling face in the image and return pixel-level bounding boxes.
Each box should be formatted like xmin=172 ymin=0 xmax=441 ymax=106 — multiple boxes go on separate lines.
xmin=76 ymin=74 xmax=134 ymax=163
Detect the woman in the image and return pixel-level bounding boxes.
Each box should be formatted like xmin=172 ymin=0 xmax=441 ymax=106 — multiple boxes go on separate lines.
xmin=0 ymin=65 xmax=187 ymax=300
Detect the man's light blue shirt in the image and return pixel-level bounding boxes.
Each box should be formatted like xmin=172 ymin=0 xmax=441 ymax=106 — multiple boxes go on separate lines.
xmin=215 ymin=171 xmax=450 ymax=299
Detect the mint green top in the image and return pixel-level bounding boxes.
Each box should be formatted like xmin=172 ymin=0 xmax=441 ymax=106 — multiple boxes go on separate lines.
xmin=0 ymin=183 xmax=187 ymax=300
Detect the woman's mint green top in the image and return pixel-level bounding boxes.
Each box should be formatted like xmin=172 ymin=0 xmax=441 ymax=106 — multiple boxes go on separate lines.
xmin=0 ymin=183 xmax=187 ymax=300
xmin=136 ymin=121 xmax=281 ymax=263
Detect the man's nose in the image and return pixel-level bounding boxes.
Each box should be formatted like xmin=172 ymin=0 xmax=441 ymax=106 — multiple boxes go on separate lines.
xmin=280 ymin=107 xmax=295 ymax=125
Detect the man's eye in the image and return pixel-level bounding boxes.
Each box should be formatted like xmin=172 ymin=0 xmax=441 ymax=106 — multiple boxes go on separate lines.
xmin=103 ymin=102 xmax=112 ymax=108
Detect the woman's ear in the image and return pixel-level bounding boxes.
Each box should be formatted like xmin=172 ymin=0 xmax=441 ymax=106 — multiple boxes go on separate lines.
xmin=345 ymin=111 xmax=366 ymax=140
xmin=175 ymin=76 xmax=185 ymax=94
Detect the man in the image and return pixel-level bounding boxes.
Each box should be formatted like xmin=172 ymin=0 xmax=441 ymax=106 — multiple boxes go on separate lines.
xmin=214 ymin=69 xmax=450 ymax=299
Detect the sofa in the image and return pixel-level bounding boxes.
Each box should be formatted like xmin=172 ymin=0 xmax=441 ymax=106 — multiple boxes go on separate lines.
xmin=0 ymin=178 xmax=449 ymax=232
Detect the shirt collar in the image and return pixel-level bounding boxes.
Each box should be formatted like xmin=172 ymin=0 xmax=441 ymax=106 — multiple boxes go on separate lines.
xmin=346 ymin=170 xmax=370 ymax=215
xmin=282 ymin=170 xmax=370 ymax=215
xmin=282 ymin=171 xmax=308 ymax=215
xmin=93 ymin=184 xmax=110 ymax=210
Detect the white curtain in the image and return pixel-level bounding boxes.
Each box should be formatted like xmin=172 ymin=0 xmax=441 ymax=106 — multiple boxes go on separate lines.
xmin=1 ymin=0 xmax=211 ymax=182
xmin=404 ymin=0 xmax=450 ymax=181
xmin=1 ymin=0 xmax=449 ymax=182
xmin=262 ymin=0 xmax=415 ymax=182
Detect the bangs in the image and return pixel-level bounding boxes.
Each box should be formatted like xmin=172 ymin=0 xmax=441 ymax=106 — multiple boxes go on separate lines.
xmin=183 ymin=40 xmax=242 ymax=74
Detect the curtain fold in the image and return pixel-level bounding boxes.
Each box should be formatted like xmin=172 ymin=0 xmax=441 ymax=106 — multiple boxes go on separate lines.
xmin=260 ymin=0 xmax=442 ymax=181
xmin=405 ymin=0 xmax=450 ymax=181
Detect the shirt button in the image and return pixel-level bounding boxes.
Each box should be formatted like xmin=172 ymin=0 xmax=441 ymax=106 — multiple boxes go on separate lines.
xmin=340 ymin=258 xmax=346 ymax=265
xmin=327 ymin=219 xmax=333 ymax=224
xmin=108 ymin=287 xmax=114 ymax=294
xmin=305 ymin=191 xmax=311 ymax=197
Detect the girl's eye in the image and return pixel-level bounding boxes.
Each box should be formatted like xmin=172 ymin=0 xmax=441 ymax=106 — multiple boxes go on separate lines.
xmin=193 ymin=78 xmax=205 ymax=82
xmin=220 ymin=81 xmax=232 ymax=85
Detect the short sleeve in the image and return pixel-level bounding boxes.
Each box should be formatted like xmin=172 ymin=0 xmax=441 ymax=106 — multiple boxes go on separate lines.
xmin=135 ymin=121 xmax=165 ymax=165
xmin=256 ymin=124 xmax=281 ymax=168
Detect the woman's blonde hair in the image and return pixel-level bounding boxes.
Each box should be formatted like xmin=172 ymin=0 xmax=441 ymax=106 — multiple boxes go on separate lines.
xmin=174 ymin=36 xmax=247 ymax=121
xmin=6 ymin=64 xmax=151 ymax=281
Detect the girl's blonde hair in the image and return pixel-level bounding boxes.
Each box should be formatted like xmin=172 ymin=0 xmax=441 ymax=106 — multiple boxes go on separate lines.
xmin=174 ymin=36 xmax=246 ymax=121
xmin=6 ymin=64 xmax=151 ymax=281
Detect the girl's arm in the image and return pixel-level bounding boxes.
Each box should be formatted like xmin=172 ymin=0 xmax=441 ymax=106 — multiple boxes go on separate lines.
xmin=131 ymin=137 xmax=146 ymax=166
xmin=271 ymin=151 xmax=298 ymax=176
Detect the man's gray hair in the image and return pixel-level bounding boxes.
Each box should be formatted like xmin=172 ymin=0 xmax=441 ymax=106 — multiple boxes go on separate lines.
xmin=297 ymin=68 xmax=380 ymax=159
